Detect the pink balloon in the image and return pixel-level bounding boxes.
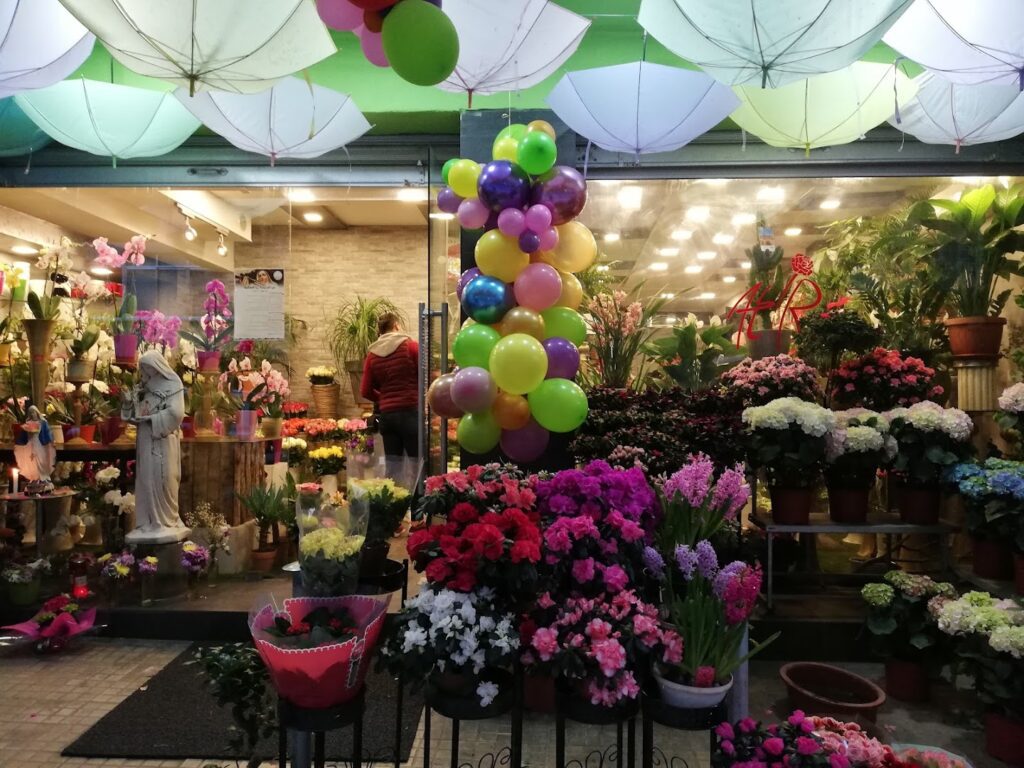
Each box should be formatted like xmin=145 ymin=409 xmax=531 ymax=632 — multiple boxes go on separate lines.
xmin=538 ymin=227 xmax=559 ymax=251
xmin=514 ymin=263 xmax=563 ymax=311
xmin=317 ymin=0 xmax=364 ymax=30
xmin=497 ymin=208 xmax=526 ymax=238
xmin=500 ymin=419 xmax=550 ymax=463
xmin=359 ymin=26 xmax=389 ymax=67
xmin=451 ymin=367 xmax=497 ymax=414
xmin=458 ymin=198 xmax=490 ymax=230
xmin=525 ymin=204 xmax=553 ymax=233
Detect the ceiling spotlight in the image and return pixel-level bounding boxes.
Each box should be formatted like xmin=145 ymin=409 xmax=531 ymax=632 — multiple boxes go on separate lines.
xmin=217 ymin=233 xmax=228 ymax=257
xmin=658 ymin=247 xmax=680 ymax=257
xmin=671 ymin=229 xmax=693 ymax=241
xmin=697 ymin=251 xmax=717 ymax=260
xmin=303 ymin=211 xmax=324 ymax=223
xmin=757 ymin=186 xmax=786 ymax=203
xmin=784 ymin=227 xmax=803 ymax=236
xmin=10 ymin=244 xmax=37 ymax=255
xmin=603 ymin=232 xmax=621 ymax=243
xmin=722 ymin=275 xmax=737 ymax=283
xmin=712 ymin=233 xmax=735 ymax=246
xmin=90 ymin=266 xmax=113 ymax=277
xmin=684 ymin=264 xmax=703 ymax=274
xmin=288 ymin=188 xmax=315 ymax=203
xmin=741 ymin=260 xmax=752 ymax=269
xmin=661 ymin=292 xmax=675 ymax=299
xmin=698 ymin=292 xmax=716 ymax=300
xmin=649 ymin=261 xmax=668 ymax=272
xmin=397 ymin=187 xmax=428 ymax=202
xmin=686 ymin=206 xmax=710 ymax=222
xmin=618 ymin=186 xmax=643 ymax=210
xmin=819 ymin=198 xmax=841 ymax=210
xmin=183 ymin=216 xmax=197 ymax=241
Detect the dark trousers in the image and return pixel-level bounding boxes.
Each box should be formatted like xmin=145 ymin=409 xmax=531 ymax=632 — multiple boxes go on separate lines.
xmin=377 ymin=409 xmax=418 ymax=458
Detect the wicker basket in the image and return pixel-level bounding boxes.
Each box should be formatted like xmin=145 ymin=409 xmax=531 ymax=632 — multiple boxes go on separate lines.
xmin=311 ymin=383 xmax=341 ymax=419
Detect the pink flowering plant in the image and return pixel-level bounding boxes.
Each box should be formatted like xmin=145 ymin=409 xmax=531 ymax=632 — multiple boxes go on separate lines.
xmin=92 ymin=234 xmax=147 ymax=269
xmin=657 ymin=454 xmax=751 ymax=547
xmin=523 ymin=589 xmax=683 ymax=708
xmin=135 ymin=310 xmax=182 ymax=351
xmin=721 ymin=354 xmax=822 ymax=408
xmin=179 ymin=279 xmax=233 ymax=353
xmin=831 ymin=348 xmax=943 ymax=411
xmin=808 ymin=716 xmax=894 ymax=768
xmin=712 ymin=711 xmax=831 ymax=768
xmin=417 ymin=463 xmax=538 ymax=522
xmin=586 ymin=289 xmax=664 ymax=389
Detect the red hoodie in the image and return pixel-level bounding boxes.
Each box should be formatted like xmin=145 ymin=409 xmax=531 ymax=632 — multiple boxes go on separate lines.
xmin=360 ymin=333 xmax=419 ymax=413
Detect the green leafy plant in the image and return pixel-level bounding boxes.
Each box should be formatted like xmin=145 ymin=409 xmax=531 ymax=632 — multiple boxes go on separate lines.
xmin=325 ymin=296 xmax=406 ymax=364
xmin=860 ymin=571 xmax=955 ymax=665
xmin=793 ymin=306 xmax=881 ymax=374
xmin=237 ymin=484 xmax=288 ymax=551
xmin=586 ymin=289 xmax=666 ymax=390
xmin=647 ymin=318 xmax=741 ymax=392
xmin=112 ymin=293 xmax=137 ymax=335
xmin=744 ymin=220 xmax=786 ymax=329
xmin=27 ymin=290 xmax=61 ymax=320
xmin=70 ymin=326 xmax=100 ymax=358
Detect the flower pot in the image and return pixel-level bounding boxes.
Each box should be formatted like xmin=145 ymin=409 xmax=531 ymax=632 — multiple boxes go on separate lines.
xmin=434 ymin=670 xmax=476 ymax=697
xmin=320 ymin=474 xmax=339 ymax=496
xmin=66 ymin=355 xmax=96 ymax=384
xmin=884 ymin=659 xmax=929 ymax=703
xmin=196 ymin=349 xmax=221 ymax=374
xmin=23 ymin=318 xmax=54 ymax=411
xmin=769 ymin=486 xmax=814 ymax=525
xmin=99 ymin=415 xmax=124 ymax=445
xmin=359 ymin=539 xmax=390 ymax=578
xmin=250 ymin=547 xmax=277 ymax=573
xmin=945 ymin=316 xmax=1006 ymax=359
xmin=7 ymin=576 xmax=41 ymax=606
xmin=972 ymin=537 xmax=1014 ymax=581
xmin=78 ymin=424 xmax=96 ymax=443
xmin=185 ymin=571 xmax=204 ymax=601
xmin=113 ymin=333 xmax=138 ymax=366
xmin=779 ymin=662 xmax=886 ymax=722
xmin=524 ymin=673 xmax=557 ymax=714
xmin=51 ymin=424 xmax=63 ymax=445
xmin=236 ymin=409 xmax=258 ymax=440
xmin=748 ymin=329 xmax=793 ymax=360
xmin=260 ymin=416 xmax=283 ymax=439
xmin=181 ymin=416 xmax=196 ymax=439
xmin=897 ymin=485 xmax=940 ymax=525
xmin=653 ymin=666 xmax=734 ymax=709
xmin=827 ymin=485 xmax=869 ymax=524
xmin=1015 ymin=553 xmax=1024 ymax=596
xmin=985 ymin=712 xmax=1024 ymax=764
xmin=311 ymin=382 xmax=341 ymax=419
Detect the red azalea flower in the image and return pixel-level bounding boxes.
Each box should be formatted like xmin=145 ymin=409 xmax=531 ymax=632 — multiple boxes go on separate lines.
xmin=510 ymin=539 xmax=540 ymax=564
xmin=425 ymin=559 xmax=452 ymax=583
xmin=465 ymin=522 xmax=505 ymax=561
xmin=450 ymin=502 xmax=479 ymax=524
xmin=43 ymin=594 xmax=71 ymax=613
xmin=450 ymin=567 xmax=476 ymax=591
xmin=407 ymin=528 xmax=435 ymax=561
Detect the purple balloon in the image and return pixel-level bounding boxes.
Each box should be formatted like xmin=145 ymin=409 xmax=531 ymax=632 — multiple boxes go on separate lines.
xmin=543 ymin=337 xmax=580 ymax=380
xmin=457 ymin=267 xmax=481 ymax=300
xmin=458 ymin=197 xmax=489 ymax=229
xmin=518 ymin=230 xmax=541 ymax=254
xmin=498 ymin=208 xmax=527 ymax=237
xmin=500 ymin=418 xmax=550 ymax=463
xmin=531 ymin=165 xmax=588 ymax=225
xmin=437 ymin=186 xmax=462 ymax=214
xmin=525 ymin=204 xmax=553 ymax=232
xmin=451 ymin=367 xmax=497 ymax=414
xmin=428 ymin=373 xmax=463 ymax=419
xmin=359 ymin=26 xmax=389 ymax=68
xmin=538 ymin=226 xmax=559 ymax=251
xmin=477 ymin=160 xmax=532 ymax=212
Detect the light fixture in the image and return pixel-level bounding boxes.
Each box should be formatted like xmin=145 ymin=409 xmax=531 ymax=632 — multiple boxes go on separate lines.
xmin=684 ymin=264 xmax=703 ymax=274
xmin=698 ymin=292 xmax=716 ymax=300
xmin=618 ymin=186 xmax=643 ymax=210
xmin=697 ymin=251 xmax=717 ymax=260
xmin=217 ymin=233 xmax=228 ymax=257
xmin=89 ymin=266 xmax=113 ymax=277
xmin=661 ymin=292 xmax=675 ymax=299
xmin=686 ymin=206 xmax=710 ymax=222
xmin=722 ymin=275 xmax=737 ymax=283
xmin=183 ymin=216 xmax=197 ymax=241
xmin=288 ymin=188 xmax=315 ymax=203
xmin=397 ymin=186 xmax=428 ymax=202
xmin=596 ymin=264 xmax=610 ymax=272
xmin=741 ymin=260 xmax=752 ymax=269
xmin=658 ymin=247 xmax=680 ymax=257
xmin=664 ymin=314 xmax=678 ymax=324
xmin=731 ymin=212 xmax=756 ymax=227
xmin=671 ymin=229 xmax=693 ymax=241
xmin=757 ymin=185 xmax=785 ymax=202
xmin=303 ymin=211 xmax=324 ymax=223
xmin=819 ymin=198 xmax=841 ymax=210
xmin=649 ymin=261 xmax=668 ymax=271
xmin=429 ymin=212 xmax=455 ymax=220
xmin=10 ymin=244 xmax=37 ymax=255
xmin=784 ymin=227 xmax=803 ymax=236
xmin=603 ymin=232 xmax=621 ymax=243
xmin=711 ymin=233 xmax=734 ymax=246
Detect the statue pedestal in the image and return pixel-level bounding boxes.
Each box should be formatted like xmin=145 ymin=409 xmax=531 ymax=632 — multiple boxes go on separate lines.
xmin=131 ymin=539 xmax=191 ymax=600
xmin=126 ymin=524 xmax=190 ymax=545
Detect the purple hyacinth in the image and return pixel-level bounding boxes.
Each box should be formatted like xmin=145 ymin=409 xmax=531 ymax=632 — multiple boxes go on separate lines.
xmin=695 ymin=540 xmax=719 ymax=579
xmin=663 ymin=454 xmax=715 ymax=508
xmin=713 ymin=561 xmax=747 ymax=598
xmin=642 ymin=546 xmax=666 ymax=581
xmin=675 ymin=545 xmax=698 ymax=580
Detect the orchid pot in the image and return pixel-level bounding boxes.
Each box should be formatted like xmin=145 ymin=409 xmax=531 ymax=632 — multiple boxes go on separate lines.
xmin=653 ymin=665 xmax=733 ymax=709
xmin=66 ymin=355 xmax=96 ymax=384
xmin=196 ymin=350 xmax=221 ymax=374
xmin=236 ymin=409 xmax=258 ymax=440
xmin=260 ymin=416 xmax=283 ymax=439
xmin=113 ymin=333 xmax=138 ymax=366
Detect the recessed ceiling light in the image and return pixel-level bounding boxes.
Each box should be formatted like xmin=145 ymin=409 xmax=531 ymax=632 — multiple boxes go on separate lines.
xmin=658 ymin=247 xmax=680 ymax=257
xmin=90 ymin=266 xmax=113 ymax=277
xmin=10 ymin=245 xmax=37 ymax=255
xmin=671 ymin=229 xmax=693 ymax=241
xmin=649 ymin=262 xmax=668 ymax=272
xmin=288 ymin=188 xmax=315 ymax=203
xmin=618 ymin=187 xmax=643 ymax=210
xmin=397 ymin=187 xmax=428 ymax=202
xmin=686 ymin=206 xmax=710 ymax=222
xmin=731 ymin=212 xmax=756 ymax=227
xmin=698 ymin=292 xmax=716 ymax=300
xmin=684 ymin=264 xmax=703 ymax=274
xmin=661 ymin=292 xmax=675 ymax=299
xmin=596 ymin=265 xmax=610 ymax=272
xmin=697 ymin=251 xmax=716 ymax=260
xmin=664 ymin=314 xmax=678 ymax=324
xmin=741 ymin=260 xmax=752 ymax=269
xmin=722 ymin=275 xmax=737 ymax=283
xmin=784 ymin=227 xmax=803 ymax=236
xmin=757 ymin=186 xmax=785 ymax=202
xmin=712 ymin=233 xmax=734 ymax=246
xmin=429 ymin=212 xmax=455 ymax=220
xmin=603 ymin=232 xmax=621 ymax=243
xmin=819 ymin=198 xmax=841 ymax=210
xmin=303 ymin=211 xmax=324 ymax=223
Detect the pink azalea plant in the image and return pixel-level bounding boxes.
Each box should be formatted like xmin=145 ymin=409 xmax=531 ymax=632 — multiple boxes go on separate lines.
xmin=831 ymin=348 xmax=943 ymax=411
xmin=721 ymin=354 xmax=822 ymax=407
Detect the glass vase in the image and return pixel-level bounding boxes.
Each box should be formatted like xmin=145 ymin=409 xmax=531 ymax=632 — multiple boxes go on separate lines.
xmin=140 ymin=573 xmax=156 ymax=606
xmin=186 ymin=571 xmax=204 ymax=601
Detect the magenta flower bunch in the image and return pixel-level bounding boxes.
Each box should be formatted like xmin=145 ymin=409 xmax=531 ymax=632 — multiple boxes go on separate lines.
xmin=135 ymin=309 xmax=181 ymax=349
xmin=660 ymin=454 xmax=751 ymax=545
xmin=712 ymin=711 xmax=832 ymax=768
xmin=201 ymin=280 xmax=232 ymax=341
xmin=542 ymin=508 xmax=645 ymax=598
xmin=721 ymin=354 xmax=821 ymax=407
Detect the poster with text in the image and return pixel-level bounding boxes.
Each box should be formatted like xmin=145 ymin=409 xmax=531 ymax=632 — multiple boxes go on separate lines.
xmin=233 ymin=268 xmax=285 ymax=339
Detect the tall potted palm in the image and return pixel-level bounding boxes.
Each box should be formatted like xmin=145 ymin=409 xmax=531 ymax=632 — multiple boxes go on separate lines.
xmin=325 ymin=297 xmax=406 ymax=405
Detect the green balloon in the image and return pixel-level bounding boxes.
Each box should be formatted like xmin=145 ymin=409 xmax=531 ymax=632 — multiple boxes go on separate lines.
xmin=457 ymin=411 xmax=501 ymax=454
xmin=516 ymin=131 xmax=557 ymax=176
xmin=492 ymin=123 xmax=528 ymax=157
xmin=529 ymin=378 xmax=588 ymax=433
xmin=441 ymin=158 xmax=457 ymax=185
xmin=381 ymin=0 xmax=459 ymax=87
xmin=541 ymin=307 xmax=587 ymax=346
xmin=453 ymin=324 xmax=501 ymax=369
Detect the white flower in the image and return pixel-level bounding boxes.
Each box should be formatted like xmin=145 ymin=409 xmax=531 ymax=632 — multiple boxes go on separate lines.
xmin=886 ymin=401 xmax=973 ymax=442
xmin=476 ymin=681 xmax=499 ymax=707
xmin=95 ymin=466 xmax=121 ymax=485
xmin=999 ymin=383 xmax=1024 ymax=414
xmin=743 ymin=397 xmax=835 ymax=438
xmin=401 ymin=626 xmax=428 ymax=653
xmin=990 ymin=625 xmax=1024 ymax=659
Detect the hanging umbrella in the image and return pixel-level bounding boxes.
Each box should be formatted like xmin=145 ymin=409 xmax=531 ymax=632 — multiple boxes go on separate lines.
xmin=730 ymin=62 xmax=917 ymax=152
xmin=15 ymin=79 xmax=200 ymax=161
xmin=175 ymin=77 xmax=370 ymax=162
xmin=883 ymin=0 xmax=1024 ymax=88
xmin=638 ymin=0 xmax=912 ymax=88
xmin=0 ymin=98 xmax=50 ymax=157
xmin=58 ymin=0 xmax=336 ymax=95
xmin=0 ymin=0 xmax=94 ymax=98
xmin=546 ymin=62 xmax=738 ymax=155
xmin=437 ymin=0 xmax=590 ymax=106
xmin=890 ymin=72 xmax=1024 ymax=151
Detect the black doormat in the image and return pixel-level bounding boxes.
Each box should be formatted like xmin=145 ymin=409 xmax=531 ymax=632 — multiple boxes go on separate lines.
xmin=63 ymin=642 xmax=423 ymax=762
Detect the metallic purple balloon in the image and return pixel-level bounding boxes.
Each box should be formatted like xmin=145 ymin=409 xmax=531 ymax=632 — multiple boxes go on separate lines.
xmin=543 ymin=336 xmax=580 ymax=379
xmin=427 ymin=373 xmax=463 ymax=419
xmin=451 ymin=366 xmax=497 ymax=414
xmin=531 ymin=165 xmax=588 ymax=225
xmin=437 ymin=186 xmax=462 ymax=214
xmin=477 ymin=160 xmax=532 ymax=212
xmin=500 ymin=418 xmax=550 ymax=463
xmin=456 ymin=267 xmax=481 ymax=300
xmin=518 ymin=230 xmax=541 ymax=254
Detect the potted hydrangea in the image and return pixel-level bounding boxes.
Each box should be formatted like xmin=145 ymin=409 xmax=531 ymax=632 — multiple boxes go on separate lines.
xmin=721 ymin=354 xmax=821 ymax=407
xmin=995 ymin=382 xmax=1024 ymax=459
xmin=825 ymin=410 xmax=896 ymax=523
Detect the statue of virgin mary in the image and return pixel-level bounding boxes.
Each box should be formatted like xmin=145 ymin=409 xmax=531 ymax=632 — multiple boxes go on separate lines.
xmin=125 ymin=351 xmax=189 ymax=544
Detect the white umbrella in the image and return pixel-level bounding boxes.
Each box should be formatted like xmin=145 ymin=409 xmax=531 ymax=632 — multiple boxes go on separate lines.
xmin=176 ymin=77 xmax=370 ymax=163
xmin=0 ymin=0 xmax=94 ymax=98
xmin=438 ymin=0 xmax=590 ymax=106
xmin=883 ymin=0 xmax=1024 ymax=88
xmin=16 ymin=79 xmax=200 ymax=161
xmin=638 ymin=0 xmax=912 ymax=88
xmin=58 ymin=0 xmax=336 ymax=95
xmin=890 ymin=72 xmax=1024 ymax=151
xmin=731 ymin=62 xmax=918 ymax=152
xmin=547 ymin=61 xmax=739 ymax=155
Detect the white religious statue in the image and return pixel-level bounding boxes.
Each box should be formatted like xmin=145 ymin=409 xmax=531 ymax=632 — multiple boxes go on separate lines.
xmin=124 ymin=351 xmax=189 ymax=544
xmin=13 ymin=405 xmax=57 ymax=485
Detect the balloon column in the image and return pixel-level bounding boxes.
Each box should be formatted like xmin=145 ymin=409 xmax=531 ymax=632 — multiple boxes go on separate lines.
xmin=317 ymin=0 xmax=458 ymax=86
xmin=429 ymin=121 xmax=592 ymax=463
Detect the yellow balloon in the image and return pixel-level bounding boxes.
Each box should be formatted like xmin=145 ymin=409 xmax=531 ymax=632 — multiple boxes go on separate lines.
xmin=527 ymin=119 xmax=557 ymax=140
xmin=492 ymin=391 xmax=531 ymax=430
xmin=499 ymin=307 xmax=546 ymax=340
xmin=555 ymin=270 xmax=583 ymax=310
xmin=475 ymin=230 xmax=529 ymax=283
xmin=448 ymin=158 xmax=481 ymax=199
xmin=541 ymin=221 xmax=597 ymax=273
xmin=489 ymin=333 xmax=548 ymax=395
xmin=492 ymin=136 xmax=520 ymax=162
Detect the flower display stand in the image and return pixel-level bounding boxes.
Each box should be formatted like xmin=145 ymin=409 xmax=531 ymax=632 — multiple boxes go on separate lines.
xmin=640 ymin=688 xmax=727 ymax=768
xmin=954 ymin=360 xmax=997 ymax=412
xmin=277 ymin=687 xmax=365 ymax=768
xmin=555 ymin=685 xmax=639 ymax=768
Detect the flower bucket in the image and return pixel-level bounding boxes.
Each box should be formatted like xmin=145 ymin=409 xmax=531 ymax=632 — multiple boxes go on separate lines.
xmin=985 ymin=712 xmax=1024 ymax=764
xmin=196 ymin=349 xmax=221 ymax=374
xmin=827 ymin=486 xmax=869 ymax=524
xmin=250 ymin=595 xmax=387 ymax=708
xmin=113 ymin=333 xmax=138 ymax=366
xmin=320 ymin=474 xmax=339 ymax=496
xmin=1015 ymin=553 xmax=1024 ymax=596
xmin=769 ymin=486 xmax=814 ymax=525
xmin=260 ymin=416 xmax=283 ymax=439
xmin=945 ymin=316 xmax=1006 ymax=359
xmin=311 ymin=383 xmax=340 ymax=419
xmin=653 ymin=665 xmax=733 ymax=709
xmin=236 ymin=409 xmax=258 ymax=440
xmin=884 ymin=659 xmax=929 ymax=702
xmin=7 ymin=576 xmax=41 ymax=607
xmin=897 ymin=485 xmax=940 ymax=525
xmin=23 ymin=318 xmax=54 ymax=412
xmin=972 ymin=537 xmax=1014 ymax=581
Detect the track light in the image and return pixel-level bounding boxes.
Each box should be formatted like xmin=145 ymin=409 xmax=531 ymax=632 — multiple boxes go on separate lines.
xmin=184 ymin=216 xmax=197 ymax=241
xmin=217 ymin=232 xmax=228 ymax=256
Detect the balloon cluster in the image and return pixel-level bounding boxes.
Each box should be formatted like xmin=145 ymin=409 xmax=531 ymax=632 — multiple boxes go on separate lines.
xmin=317 ymin=0 xmax=458 ymax=86
xmin=429 ymin=121 xmax=593 ymax=463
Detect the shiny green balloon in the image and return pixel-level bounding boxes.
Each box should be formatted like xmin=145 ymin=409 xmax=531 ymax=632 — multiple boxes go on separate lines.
xmin=529 ymin=378 xmax=588 ymax=433
xmin=516 ymin=130 xmax=557 ymax=176
xmin=541 ymin=306 xmax=587 ymax=346
xmin=381 ymin=0 xmax=459 ymax=87
xmin=489 ymin=333 xmax=548 ymax=395
xmin=491 ymin=123 xmax=528 ymax=158
xmin=457 ymin=411 xmax=501 ymax=454
xmin=452 ymin=323 xmax=501 ymax=370
xmin=441 ymin=158 xmax=457 ymax=185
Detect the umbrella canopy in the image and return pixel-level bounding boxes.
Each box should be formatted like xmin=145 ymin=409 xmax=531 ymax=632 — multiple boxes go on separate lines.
xmin=546 ymin=61 xmax=739 ymax=155
xmin=884 ymin=0 xmax=1024 ymax=88
xmin=731 ymin=62 xmax=918 ymax=152
xmin=175 ymin=77 xmax=370 ymax=162
xmin=438 ymin=0 xmax=590 ymax=105
xmin=0 ymin=97 xmax=50 ymax=157
xmin=0 ymin=0 xmax=94 ymax=98
xmin=890 ymin=72 xmax=1024 ymax=151
xmin=16 ymin=79 xmax=200 ymax=161
xmin=58 ymin=0 xmax=336 ymax=95
xmin=638 ymin=0 xmax=912 ymax=88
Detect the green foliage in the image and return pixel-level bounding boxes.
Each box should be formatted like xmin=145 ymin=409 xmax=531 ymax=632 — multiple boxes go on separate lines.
xmin=326 ymin=296 xmax=406 ymax=364
xmin=793 ymin=307 xmax=882 ymax=373
xmin=576 ymin=263 xmax=613 ymax=299
xmin=112 ymin=293 xmax=137 ymax=335
xmin=237 ymin=484 xmax=288 ymax=548
xmin=27 ymin=290 xmax=61 ymax=320
xmin=70 ymin=326 xmax=100 ymax=357
xmin=646 ymin=319 xmax=741 ymax=392
xmin=179 ymin=322 xmax=233 ymax=354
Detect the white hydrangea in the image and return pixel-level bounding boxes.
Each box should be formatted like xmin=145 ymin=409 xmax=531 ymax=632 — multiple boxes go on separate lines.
xmin=476 ymin=681 xmax=499 ymax=707
xmin=95 ymin=466 xmax=120 ymax=485
xmin=990 ymin=625 xmax=1024 ymax=659
xmin=743 ymin=397 xmax=835 ymax=438
xmin=887 ymin=401 xmax=974 ymax=442
xmin=998 ymin=383 xmax=1024 ymax=414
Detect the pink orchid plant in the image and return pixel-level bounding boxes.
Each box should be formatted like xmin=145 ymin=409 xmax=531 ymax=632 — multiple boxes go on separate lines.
xmin=92 ymin=235 xmax=146 ymax=269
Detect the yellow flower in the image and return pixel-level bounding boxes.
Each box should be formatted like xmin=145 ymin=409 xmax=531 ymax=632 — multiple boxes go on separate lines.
xmin=182 ymin=542 xmax=197 ymax=553
xmin=114 ymin=564 xmax=130 ymax=577
xmin=97 ymin=553 xmax=111 ymax=563
xmin=299 ymin=527 xmax=364 ymax=559
xmin=143 ymin=556 xmax=158 ymax=566
xmin=309 ymin=446 xmax=345 ymax=460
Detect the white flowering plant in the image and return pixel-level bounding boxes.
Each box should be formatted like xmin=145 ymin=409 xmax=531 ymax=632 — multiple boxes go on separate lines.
xmin=742 ymin=397 xmax=835 ymax=488
xmin=884 ymin=402 xmax=975 ymax=486
xmin=825 ymin=410 xmax=896 ymax=489
xmin=860 ymin=571 xmax=956 ymax=664
xmin=379 ymin=586 xmax=519 ymax=707
xmin=995 ymin=383 xmax=1024 ymax=457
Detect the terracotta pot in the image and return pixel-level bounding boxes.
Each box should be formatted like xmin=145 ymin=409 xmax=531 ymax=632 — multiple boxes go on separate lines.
xmin=748 ymin=329 xmax=793 ymax=360
xmin=236 ymin=409 xmax=258 ymax=440
xmin=897 ymin=485 xmax=940 ymax=525
xmin=523 ymin=674 xmax=556 ymax=714
xmin=113 ymin=333 xmax=138 ymax=366
xmin=973 ymin=537 xmax=1014 ymax=581
xmin=945 ymin=316 xmax=1006 ymax=359
xmin=1015 ymin=553 xmax=1024 ymax=596
xmin=197 ymin=350 xmax=221 ymax=374
xmin=78 ymin=424 xmax=96 ymax=443
xmin=884 ymin=659 xmax=929 ymax=702
xmin=827 ymin=486 xmax=869 ymax=524
xmin=769 ymin=486 xmax=815 ymax=525
xmin=250 ymin=547 xmax=277 ymax=573
xmin=985 ymin=712 xmax=1024 ymax=764
xmin=311 ymin=382 xmax=341 ymax=419
xmin=780 ymin=662 xmax=886 ymax=722
xmin=260 ymin=416 xmax=283 ymax=439
xmin=23 ymin=318 xmax=54 ymax=411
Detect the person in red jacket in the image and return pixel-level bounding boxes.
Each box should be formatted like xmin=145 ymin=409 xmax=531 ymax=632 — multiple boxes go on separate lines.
xmin=361 ymin=313 xmax=419 ymax=486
